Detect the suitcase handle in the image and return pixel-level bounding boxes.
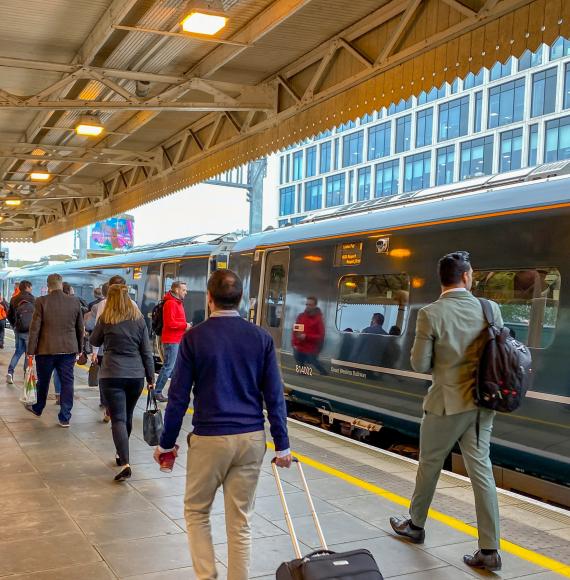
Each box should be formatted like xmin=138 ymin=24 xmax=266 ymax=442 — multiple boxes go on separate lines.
xmin=271 ymin=457 xmax=328 ymax=559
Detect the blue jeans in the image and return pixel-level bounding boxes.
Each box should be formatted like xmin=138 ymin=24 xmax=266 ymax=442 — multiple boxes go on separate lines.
xmin=32 ymin=354 xmax=76 ymax=422
xmin=54 ymin=371 xmax=61 ymax=395
xmin=155 ymin=342 xmax=179 ymax=393
xmin=8 ymin=331 xmax=29 ymax=375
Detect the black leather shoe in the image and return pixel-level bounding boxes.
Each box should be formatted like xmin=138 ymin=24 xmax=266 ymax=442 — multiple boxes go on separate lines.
xmin=24 ymin=404 xmax=41 ymax=417
xmin=463 ymin=550 xmax=502 ymax=571
xmin=114 ymin=466 xmax=132 ymax=482
xmin=389 ymin=516 xmax=425 ymax=544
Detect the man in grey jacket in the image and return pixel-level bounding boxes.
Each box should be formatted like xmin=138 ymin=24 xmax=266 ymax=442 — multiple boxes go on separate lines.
xmin=390 ymin=251 xmax=503 ymax=572
xmin=26 ymin=273 xmax=84 ymax=427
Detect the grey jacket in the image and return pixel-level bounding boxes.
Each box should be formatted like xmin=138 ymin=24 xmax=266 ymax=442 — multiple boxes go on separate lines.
xmin=411 ymin=290 xmax=503 ymax=415
xmin=27 ymin=290 xmax=84 ymax=355
xmin=90 ymin=317 xmax=154 ymax=383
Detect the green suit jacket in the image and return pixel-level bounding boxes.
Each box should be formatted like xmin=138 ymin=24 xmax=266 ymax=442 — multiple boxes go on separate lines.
xmin=410 ymin=290 xmax=503 ymax=415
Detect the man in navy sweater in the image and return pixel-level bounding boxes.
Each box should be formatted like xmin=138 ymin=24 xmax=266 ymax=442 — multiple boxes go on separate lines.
xmin=155 ymin=269 xmax=291 ymax=580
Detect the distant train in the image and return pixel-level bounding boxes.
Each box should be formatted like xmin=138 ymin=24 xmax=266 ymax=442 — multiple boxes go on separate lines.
xmin=5 ymin=164 xmax=570 ymax=503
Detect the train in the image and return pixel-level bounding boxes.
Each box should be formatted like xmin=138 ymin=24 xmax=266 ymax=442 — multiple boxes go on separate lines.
xmin=4 ymin=162 xmax=570 ymax=504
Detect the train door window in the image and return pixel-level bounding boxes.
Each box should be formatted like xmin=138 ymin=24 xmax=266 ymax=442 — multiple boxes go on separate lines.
xmin=128 ymin=285 xmax=138 ymax=302
xmin=472 ymin=268 xmax=561 ymax=348
xmin=336 ymin=274 xmax=410 ymax=335
xmin=161 ymin=262 xmax=178 ymax=295
xmin=260 ymin=250 xmax=290 ymax=349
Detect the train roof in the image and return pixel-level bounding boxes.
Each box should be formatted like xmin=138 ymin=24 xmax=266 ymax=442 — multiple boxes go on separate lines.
xmin=233 ymin=163 xmax=570 ymax=252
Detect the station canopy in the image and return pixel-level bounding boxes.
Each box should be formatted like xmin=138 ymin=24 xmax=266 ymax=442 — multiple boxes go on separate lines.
xmin=0 ymin=0 xmax=568 ymax=242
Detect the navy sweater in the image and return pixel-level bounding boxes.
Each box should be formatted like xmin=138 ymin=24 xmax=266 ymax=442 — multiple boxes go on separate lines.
xmin=159 ymin=315 xmax=290 ymax=451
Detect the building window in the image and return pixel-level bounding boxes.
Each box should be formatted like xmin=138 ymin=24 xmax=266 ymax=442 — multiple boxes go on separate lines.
xmin=336 ymin=274 xmax=410 ymax=335
xmin=518 ymin=45 xmax=544 ymax=71
xmin=463 ymin=69 xmax=484 ymax=89
xmin=531 ymin=67 xmax=557 ymax=118
xmin=389 ymin=98 xmax=412 ymax=115
xmin=451 ymin=78 xmax=460 ymax=94
xmin=418 ymin=84 xmax=446 ymax=105
xmin=550 ymin=37 xmax=570 ymax=61
xmin=565 ymin=63 xmax=570 ymax=110
xmin=347 ymin=170 xmax=354 ymax=203
xmin=279 ymin=156 xmax=286 ymax=184
xmin=337 ymin=120 xmax=356 ymax=133
xmin=473 ymin=91 xmax=483 ymax=133
xmin=438 ymin=96 xmax=469 ymax=141
xmin=472 ymin=268 xmax=561 ymax=349
xmin=460 ymin=136 xmax=494 ymax=179
xmin=368 ymin=122 xmax=391 ymax=161
xmin=357 ymin=167 xmax=371 ymax=201
xmin=292 ymin=151 xmax=303 ymax=180
xmin=545 ymin=116 xmax=570 ymax=162
xmin=333 ymin=138 xmax=340 ymax=170
xmin=528 ymin=124 xmax=538 ymax=166
xmin=304 ymin=179 xmax=322 ymax=211
xmin=375 ymin=160 xmax=400 ymax=197
xmin=416 ymin=108 xmax=433 ymax=148
xmin=436 ymin=145 xmax=455 ymax=185
xmin=404 ymin=152 xmax=431 ymax=192
xmin=395 ymin=114 xmax=412 ymax=153
xmin=360 ymin=113 xmax=374 ymax=125
xmin=306 ymin=146 xmax=317 ymax=178
xmin=342 ymin=130 xmax=364 ymax=167
xmin=488 ymin=78 xmax=525 ymax=128
xmin=279 ymin=186 xmax=295 ymax=216
xmin=285 ymin=155 xmax=290 ymax=182
xmin=319 ymin=141 xmax=331 ymax=173
xmin=490 ymin=57 xmax=513 ymax=81
xmin=326 ymin=173 xmax=346 ymax=207
xmin=315 ymin=130 xmax=332 ymax=140
xmin=499 ymin=128 xmax=523 ymax=172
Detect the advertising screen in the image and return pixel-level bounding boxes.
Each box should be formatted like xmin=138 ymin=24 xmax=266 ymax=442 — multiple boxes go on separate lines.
xmin=89 ymin=215 xmax=134 ymax=251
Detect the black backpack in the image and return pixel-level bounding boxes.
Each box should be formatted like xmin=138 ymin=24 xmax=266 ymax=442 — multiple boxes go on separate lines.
xmin=15 ymin=299 xmax=34 ymax=333
xmin=151 ymin=300 xmax=165 ymax=336
xmin=475 ymin=298 xmax=532 ymax=413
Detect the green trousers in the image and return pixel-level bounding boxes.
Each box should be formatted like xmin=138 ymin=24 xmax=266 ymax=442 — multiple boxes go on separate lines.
xmin=410 ymin=408 xmax=500 ymax=549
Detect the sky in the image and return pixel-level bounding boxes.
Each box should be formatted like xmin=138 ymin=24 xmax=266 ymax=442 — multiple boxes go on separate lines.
xmin=2 ymin=158 xmax=278 ymax=262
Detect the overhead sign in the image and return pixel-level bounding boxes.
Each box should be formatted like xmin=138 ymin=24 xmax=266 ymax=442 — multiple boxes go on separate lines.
xmin=89 ymin=214 xmax=134 ymax=251
xmin=335 ymin=242 xmax=362 ymax=266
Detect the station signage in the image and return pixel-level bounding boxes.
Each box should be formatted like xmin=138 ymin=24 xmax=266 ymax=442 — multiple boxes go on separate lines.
xmin=335 ymin=241 xmax=363 ymax=266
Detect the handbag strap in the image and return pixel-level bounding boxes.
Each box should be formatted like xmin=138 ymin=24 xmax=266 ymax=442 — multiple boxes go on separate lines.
xmin=146 ymin=388 xmax=159 ymax=412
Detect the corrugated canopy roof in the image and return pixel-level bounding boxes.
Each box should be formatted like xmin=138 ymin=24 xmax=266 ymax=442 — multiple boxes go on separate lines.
xmin=0 ymin=0 xmax=568 ymax=241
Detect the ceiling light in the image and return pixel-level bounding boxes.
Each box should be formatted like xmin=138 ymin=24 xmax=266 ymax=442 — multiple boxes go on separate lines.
xmin=30 ymin=172 xmax=50 ymax=181
xmin=182 ymin=1 xmax=227 ymax=35
xmin=5 ymin=196 xmax=22 ymax=207
xmin=75 ymin=115 xmax=104 ymax=137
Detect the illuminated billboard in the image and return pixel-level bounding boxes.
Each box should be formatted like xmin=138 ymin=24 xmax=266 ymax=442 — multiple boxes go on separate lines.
xmin=89 ymin=215 xmax=134 ymax=251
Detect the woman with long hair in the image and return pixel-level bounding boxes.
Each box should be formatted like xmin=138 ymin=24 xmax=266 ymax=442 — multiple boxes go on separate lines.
xmin=90 ymin=284 xmax=155 ymax=481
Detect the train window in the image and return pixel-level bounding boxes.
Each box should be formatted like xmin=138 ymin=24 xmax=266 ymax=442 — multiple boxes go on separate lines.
xmin=265 ymin=264 xmax=287 ymax=328
xmin=128 ymin=285 xmax=138 ymax=302
xmin=336 ymin=274 xmax=410 ymax=335
xmin=472 ymin=268 xmax=561 ymax=349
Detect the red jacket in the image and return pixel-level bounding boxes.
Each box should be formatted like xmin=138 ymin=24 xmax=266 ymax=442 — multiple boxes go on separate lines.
xmin=161 ymin=292 xmax=187 ymax=344
xmin=292 ymin=308 xmax=325 ymax=355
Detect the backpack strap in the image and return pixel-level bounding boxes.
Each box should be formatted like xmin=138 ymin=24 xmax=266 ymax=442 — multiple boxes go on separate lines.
xmin=477 ymin=298 xmax=495 ymax=327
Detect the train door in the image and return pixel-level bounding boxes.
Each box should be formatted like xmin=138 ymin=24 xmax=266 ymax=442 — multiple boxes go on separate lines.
xmin=161 ymin=262 xmax=178 ymax=295
xmin=258 ymin=249 xmax=290 ymax=349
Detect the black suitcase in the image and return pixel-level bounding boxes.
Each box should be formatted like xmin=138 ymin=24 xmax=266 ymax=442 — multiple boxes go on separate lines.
xmin=272 ymin=458 xmax=383 ymax=580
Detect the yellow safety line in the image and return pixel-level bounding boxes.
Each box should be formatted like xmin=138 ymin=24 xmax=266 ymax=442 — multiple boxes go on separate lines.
xmin=265 ymin=441 xmax=570 ymax=577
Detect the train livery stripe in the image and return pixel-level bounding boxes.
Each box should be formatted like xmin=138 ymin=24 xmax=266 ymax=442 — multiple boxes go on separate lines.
xmin=332 ymin=359 xmax=570 ymax=404
xmin=266 ymin=441 xmax=570 ymax=577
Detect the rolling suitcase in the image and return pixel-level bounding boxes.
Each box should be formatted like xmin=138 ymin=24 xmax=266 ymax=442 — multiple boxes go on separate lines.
xmin=272 ymin=458 xmax=383 ymax=580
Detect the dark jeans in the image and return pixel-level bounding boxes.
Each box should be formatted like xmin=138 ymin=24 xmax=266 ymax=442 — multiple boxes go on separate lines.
xmin=32 ymin=354 xmax=76 ymax=422
xmin=0 ymin=319 xmax=5 ymax=347
xmin=293 ymin=349 xmax=328 ymax=375
xmin=8 ymin=331 xmax=29 ymax=375
xmin=100 ymin=377 xmax=144 ymax=466
xmin=155 ymin=342 xmax=179 ymax=394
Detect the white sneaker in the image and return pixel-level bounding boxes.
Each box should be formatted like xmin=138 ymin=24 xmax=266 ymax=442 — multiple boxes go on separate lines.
xmin=6 ymin=373 xmax=13 ymax=384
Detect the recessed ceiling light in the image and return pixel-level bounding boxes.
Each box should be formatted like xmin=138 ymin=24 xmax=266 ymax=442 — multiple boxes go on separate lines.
xmin=30 ymin=172 xmax=50 ymax=181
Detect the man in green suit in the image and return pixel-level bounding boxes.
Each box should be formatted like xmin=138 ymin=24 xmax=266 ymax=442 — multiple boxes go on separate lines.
xmin=390 ymin=251 xmax=503 ymax=572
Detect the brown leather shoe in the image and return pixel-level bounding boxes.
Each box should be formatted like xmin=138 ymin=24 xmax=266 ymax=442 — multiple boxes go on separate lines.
xmin=463 ymin=550 xmax=502 ymax=571
xmin=389 ymin=516 xmax=425 ymax=544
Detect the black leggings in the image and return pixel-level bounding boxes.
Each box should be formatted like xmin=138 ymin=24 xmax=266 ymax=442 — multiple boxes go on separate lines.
xmin=100 ymin=378 xmax=144 ymax=466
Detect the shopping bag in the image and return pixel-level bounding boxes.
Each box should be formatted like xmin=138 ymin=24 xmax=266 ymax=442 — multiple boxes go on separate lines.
xmin=88 ymin=362 xmax=99 ymax=387
xmin=143 ymin=389 xmax=163 ymax=446
xmin=20 ymin=356 xmax=37 ymax=405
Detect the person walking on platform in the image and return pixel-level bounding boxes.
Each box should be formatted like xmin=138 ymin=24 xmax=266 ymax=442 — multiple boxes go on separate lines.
xmin=88 ymin=286 xmax=104 ymax=311
xmin=390 ymin=251 xmax=503 ymax=572
xmin=0 ymin=293 xmax=9 ymax=349
xmin=90 ymin=284 xmax=155 ymax=482
xmin=6 ymin=280 xmax=35 ymax=384
xmin=154 ymin=281 xmax=190 ymax=402
xmin=155 ymin=269 xmax=291 ymax=580
xmin=25 ymin=274 xmax=84 ymax=427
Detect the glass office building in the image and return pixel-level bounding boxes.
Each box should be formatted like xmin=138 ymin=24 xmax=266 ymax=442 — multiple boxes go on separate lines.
xmin=276 ymin=38 xmax=570 ymax=227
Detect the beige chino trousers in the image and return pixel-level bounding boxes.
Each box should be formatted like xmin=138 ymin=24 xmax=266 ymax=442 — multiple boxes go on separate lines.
xmin=184 ymin=430 xmax=266 ymax=580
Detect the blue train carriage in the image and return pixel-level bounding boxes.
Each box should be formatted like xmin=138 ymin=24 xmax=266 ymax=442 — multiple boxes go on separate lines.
xmin=233 ymin=165 xmax=570 ymax=498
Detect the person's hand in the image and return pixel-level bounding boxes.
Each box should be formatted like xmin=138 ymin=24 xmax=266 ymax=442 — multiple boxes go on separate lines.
xmin=153 ymin=446 xmax=178 ymax=464
xmin=91 ymin=353 xmax=98 ymax=364
xmin=274 ymin=453 xmax=292 ymax=468
xmin=147 ymin=383 xmax=154 ymax=390
xmin=186 ymin=322 xmax=193 ymax=330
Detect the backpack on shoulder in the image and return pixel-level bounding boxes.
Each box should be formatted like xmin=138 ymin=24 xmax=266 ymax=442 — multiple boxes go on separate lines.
xmin=15 ymin=300 xmax=34 ymax=333
xmin=475 ymin=298 xmax=532 ymax=414
xmin=0 ymin=303 xmax=7 ymax=321
xmin=151 ymin=300 xmax=165 ymax=336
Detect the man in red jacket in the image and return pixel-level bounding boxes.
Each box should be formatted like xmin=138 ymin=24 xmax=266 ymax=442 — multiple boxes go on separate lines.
xmin=292 ymin=296 xmax=328 ymax=375
xmin=155 ymin=281 xmax=190 ymax=402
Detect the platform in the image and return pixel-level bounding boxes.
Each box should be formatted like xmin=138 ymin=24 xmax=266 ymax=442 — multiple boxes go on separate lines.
xmin=0 ymin=336 xmax=569 ymax=579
